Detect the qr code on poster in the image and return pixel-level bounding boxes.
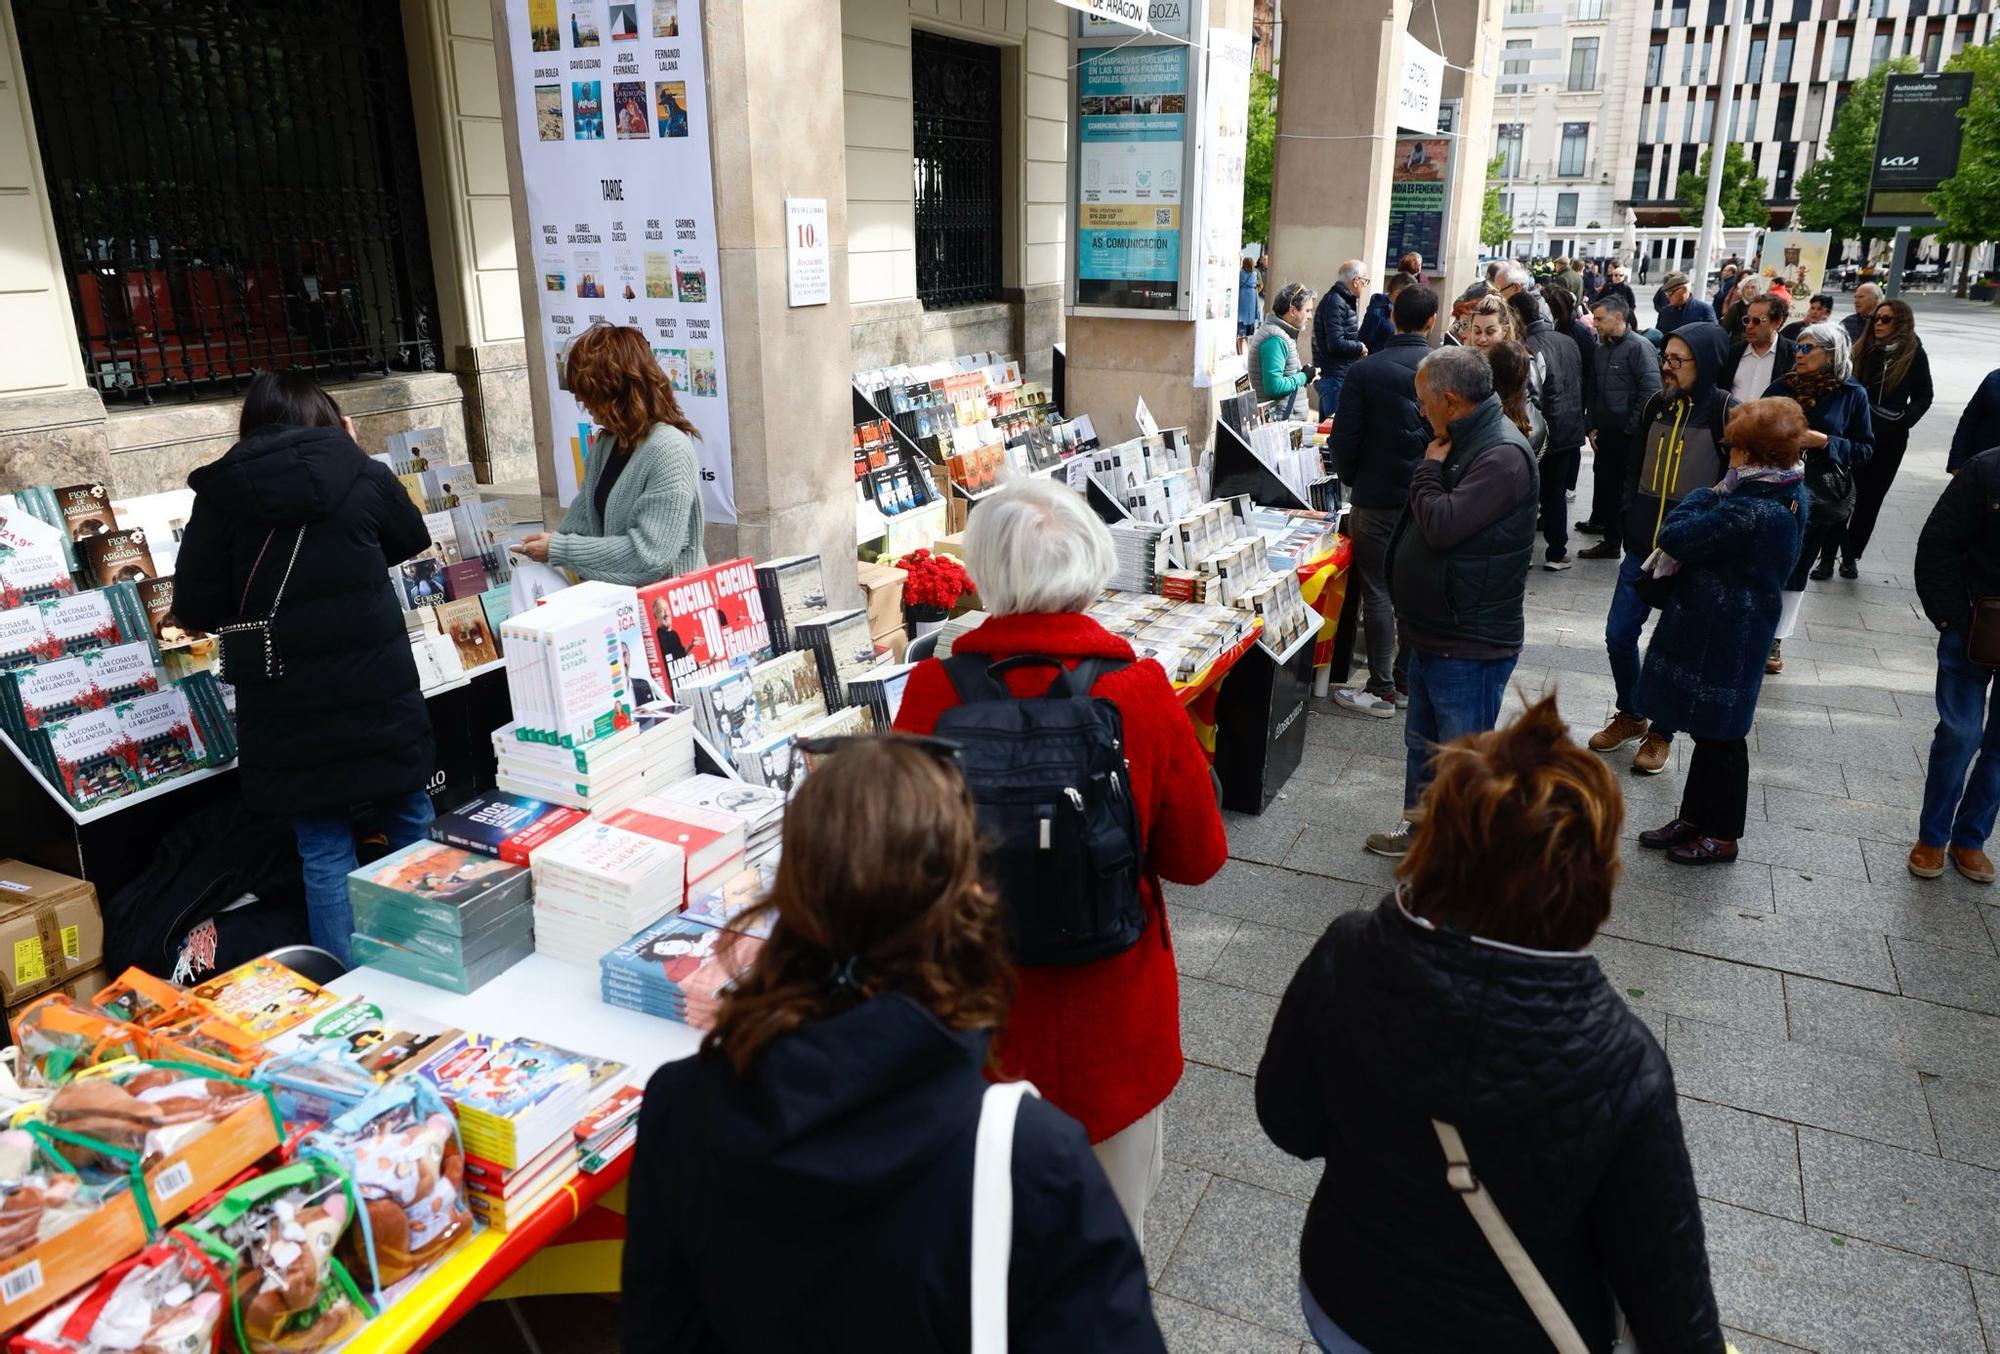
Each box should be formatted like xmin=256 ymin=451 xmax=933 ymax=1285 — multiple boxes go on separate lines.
xmin=1155 ymin=209 xmax=1172 ymax=225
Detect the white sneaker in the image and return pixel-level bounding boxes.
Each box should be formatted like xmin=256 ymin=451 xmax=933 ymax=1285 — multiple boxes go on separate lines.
xmin=1333 ymin=687 xmax=1395 ymax=720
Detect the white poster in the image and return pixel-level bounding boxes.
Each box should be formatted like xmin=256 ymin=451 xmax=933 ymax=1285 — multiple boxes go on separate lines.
xmin=785 ymin=198 xmax=830 ymax=307
xmin=1396 ymin=35 xmax=1444 ymax=137
xmin=1192 ymin=28 xmax=1251 ymax=387
xmin=507 ymin=0 xmax=736 ymax=522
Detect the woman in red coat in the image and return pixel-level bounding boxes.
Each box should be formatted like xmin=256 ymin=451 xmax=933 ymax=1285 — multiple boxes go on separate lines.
xmin=895 ymin=477 xmax=1229 ymax=1248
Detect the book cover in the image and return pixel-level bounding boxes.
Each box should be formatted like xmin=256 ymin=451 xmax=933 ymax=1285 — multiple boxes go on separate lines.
xmin=261 ymin=997 xmax=459 ymax=1080
xmin=636 ymin=558 xmax=771 ymax=696
xmin=683 ymin=866 xmax=773 ymax=938
xmin=6 ymin=655 xmax=92 ymax=732
xmin=429 ymin=790 xmax=586 ymax=866
xmin=118 ymin=686 xmax=208 ymax=785
xmin=601 ymin=914 xmax=762 ymax=1005
xmin=421 ymin=511 xmax=462 ymax=566
xmin=36 ymin=705 xmax=139 ymax=808
xmin=419 ymin=467 xmax=464 ymax=511
xmin=81 ymin=640 xmax=159 ymax=706
xmin=649 ymin=774 xmax=785 ymax=827
xmin=479 ymin=586 xmax=511 ymax=644
xmin=435 ymin=597 xmax=499 ymax=670
xmin=443 ymin=560 xmax=489 ymax=603
xmin=0 ymin=605 xmax=54 ymax=672
xmin=348 ymin=840 xmax=529 ymax=912
xmin=532 ymin=820 xmax=684 ymax=895
xmin=384 ymin=428 xmax=446 ymax=470
xmin=397 ymin=553 xmax=449 ymax=609
xmin=735 ymin=728 xmax=801 ymax=792
xmin=744 ymin=648 xmax=826 ymax=736
xmin=543 ymin=580 xmax=662 ymax=704
xmin=35 ymin=591 xmax=123 ymax=657
xmin=188 ymin=956 xmax=340 ymax=1040
xmin=754 ymin=555 xmax=827 ymax=651
xmin=604 ymin=798 xmax=744 ymax=881
xmin=574 ymin=1085 xmax=642 ymax=1145
xmin=682 ymin=666 xmax=761 ymax=766
xmin=543 ymin=604 xmax=632 ymax=747
xmin=79 ymin=528 xmax=159 ymax=588
xmin=137 ymin=576 xmax=203 ymax=649
xmin=53 ymin=483 xmax=119 ymax=543
xmin=798 ymin=609 xmax=882 ymax=710
xmin=0 ymin=502 xmax=76 ymax=607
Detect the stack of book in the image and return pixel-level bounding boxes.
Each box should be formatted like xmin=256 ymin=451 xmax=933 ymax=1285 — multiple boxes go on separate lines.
xmin=844 ymin=663 xmax=916 ymax=730
xmin=604 ymin=795 xmax=747 ymax=901
xmin=794 ymin=609 xmax=890 ymax=711
xmin=754 ymin=555 xmax=829 ymax=654
xmin=529 ymin=821 xmax=688 ymax=966
xmin=645 ymin=775 xmax=785 ymax=862
xmin=497 ymin=584 xmax=645 ymax=750
xmin=934 ymin=610 xmax=988 ymax=660
xmin=427 ymin=790 xmax=586 ymax=866
xmin=1108 ymin=520 xmax=1167 ymax=593
xmin=491 ymin=701 xmax=695 ymax=814
xmin=574 ymin=1085 xmax=642 ymax=1173
xmin=599 ymin=914 xmax=764 ymax=1029
xmin=688 ymin=647 xmax=832 ymax=788
xmin=345 ymin=841 xmax=535 ymax=994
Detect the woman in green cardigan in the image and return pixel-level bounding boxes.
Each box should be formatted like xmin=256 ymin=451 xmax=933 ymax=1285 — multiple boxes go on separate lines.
xmin=518 ymin=323 xmax=706 ymax=585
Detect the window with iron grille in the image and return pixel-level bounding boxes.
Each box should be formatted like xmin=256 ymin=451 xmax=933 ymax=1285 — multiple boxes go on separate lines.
xmin=912 ymin=31 xmax=1003 ymax=311
xmin=12 ymin=0 xmax=441 ymax=404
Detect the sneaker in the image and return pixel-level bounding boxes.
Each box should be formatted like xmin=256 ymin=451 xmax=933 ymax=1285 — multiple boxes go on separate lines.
xmin=1765 ymin=640 xmax=1783 ymax=675
xmin=1578 ymin=540 xmax=1621 ymax=561
xmin=1950 ymin=846 xmax=1997 ymax=884
xmin=1575 ymin=520 xmax=1608 ymax=537
xmin=1839 ymin=558 xmax=1859 ymax=580
xmin=1632 ymin=732 xmax=1672 ymax=775
xmin=1588 ymin=711 xmax=1650 ymax=753
xmin=1391 ymin=686 xmax=1410 ymax=711
xmin=1908 ymin=842 xmax=1947 ymax=879
xmin=1667 ymin=835 xmax=1739 ymax=865
xmin=1365 ymin=819 xmax=1415 ymax=858
xmin=1333 ymin=687 xmax=1395 ymax=720
xmin=1543 ymin=551 xmax=1574 ymax=571
xmin=1809 ymin=558 xmax=1835 ymax=582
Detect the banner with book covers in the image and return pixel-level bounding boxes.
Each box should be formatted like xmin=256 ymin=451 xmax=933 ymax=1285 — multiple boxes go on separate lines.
xmin=506 ymin=0 xmax=737 ymax=523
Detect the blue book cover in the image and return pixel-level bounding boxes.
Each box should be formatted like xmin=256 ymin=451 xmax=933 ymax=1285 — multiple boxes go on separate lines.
xmin=428 ymin=790 xmax=586 ymax=864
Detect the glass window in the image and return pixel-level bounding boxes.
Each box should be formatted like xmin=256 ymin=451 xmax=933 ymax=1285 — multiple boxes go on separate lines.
xmin=1746 ymin=37 xmax=1767 ymax=80
xmin=1577 ymin=0 xmax=1605 ymax=18
xmin=1633 ymin=144 xmax=1656 ymax=200
xmin=1559 ymin=122 xmax=1590 ymax=176
xmin=1923 ymin=29 xmax=1942 ymax=67
xmin=1682 ymin=37 xmax=1695 ymax=82
xmin=1505 ymin=38 xmax=1532 ymax=76
xmin=1829 ymin=33 xmax=1851 ymax=78
xmin=1507 ymin=0 xmax=1536 ymax=11
xmin=1684 ymin=91 xmax=1698 ymax=139
xmin=1774 ymin=35 xmax=1795 ymax=79
xmin=1869 ymin=0 xmax=1889 ymax=14
xmin=913 ymin=31 xmax=1004 ymax=309
xmin=1700 ymin=93 xmax=1716 ymax=140
xmin=1871 ymin=31 xmax=1891 ymax=67
xmin=1776 ymin=142 xmax=1798 ymax=196
xmin=1902 ymin=25 xmax=1916 ymax=55
xmin=1736 ymin=93 xmax=1760 ymax=139
xmin=1496 ymin=124 xmax=1526 ymax=178
xmin=1700 ymin=38 xmax=1713 ymax=81
xmin=1648 ymin=41 xmax=1665 ymax=84
xmin=1500 ymin=192 xmax=1514 ymax=219
xmin=1568 ymin=37 xmax=1600 ymax=90
xmin=1776 ymin=89 xmax=1797 ymax=137
xmin=1657 ymin=95 xmax=1675 ymax=141
xmin=1556 ymin=192 xmax=1579 ymax=227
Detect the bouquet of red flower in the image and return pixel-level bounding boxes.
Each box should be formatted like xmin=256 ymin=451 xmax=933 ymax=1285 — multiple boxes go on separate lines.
xmin=896 ymin=548 xmax=974 ymax=624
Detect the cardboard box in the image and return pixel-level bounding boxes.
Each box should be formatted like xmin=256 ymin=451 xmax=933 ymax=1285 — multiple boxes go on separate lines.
xmin=5 ymin=964 xmax=111 ymax=1026
xmin=0 ymin=860 xmax=103 ymax=1008
xmin=855 ymin=562 xmax=907 ymax=643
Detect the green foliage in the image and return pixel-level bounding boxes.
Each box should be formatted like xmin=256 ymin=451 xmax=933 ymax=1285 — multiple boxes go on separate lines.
xmin=1480 ymin=156 xmax=1513 ymax=251
xmin=1242 ymin=69 xmax=1279 ymax=247
xmin=1675 ymin=144 xmax=1770 ymax=227
xmin=1794 ymin=57 xmax=1918 ymax=247
xmin=1931 ymin=41 xmax=2000 ymax=246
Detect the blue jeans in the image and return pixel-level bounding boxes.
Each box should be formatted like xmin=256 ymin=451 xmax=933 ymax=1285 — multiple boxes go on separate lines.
xmin=1606 ymin=547 xmax=1675 ymax=741
xmin=292 ymin=791 xmax=436 ymax=965
xmin=1318 ymin=371 xmax=1345 ymax=420
xmin=1919 ymin=629 xmax=2000 ymax=850
xmin=1404 ymin=647 xmax=1518 ymax=809
xmin=1300 ymin=1277 xmax=1371 ymax=1353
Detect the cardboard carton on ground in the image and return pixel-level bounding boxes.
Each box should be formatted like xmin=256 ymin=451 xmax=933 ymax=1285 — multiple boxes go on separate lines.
xmin=0 ymin=859 xmax=103 ymax=1009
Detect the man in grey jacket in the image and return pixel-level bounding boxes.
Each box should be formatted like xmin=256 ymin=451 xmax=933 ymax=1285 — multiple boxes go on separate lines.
xmin=1577 ymin=295 xmax=1663 ymax=561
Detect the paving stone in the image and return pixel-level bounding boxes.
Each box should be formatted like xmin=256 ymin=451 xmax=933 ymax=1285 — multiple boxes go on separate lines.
xmin=1862 ymin=836 xmax=2000 ymax=892
xmin=1721 ymin=1327 xmax=1816 ymax=1354
xmin=1840 ymin=765 xmax=1930 ymax=810
xmin=1701 ymin=1200 xmax=1987 ymax=1354
xmin=1784 ymin=974 xmax=2000 ymax=1085
xmin=1729 ymin=820 xmax=1872 ymax=881
xmin=1669 ymin=897 xmax=1898 ymax=991
xmin=1300 ymin=709 xmax=1406 ymax=758
xmin=1590 ymin=936 xmax=1788 ymax=1037
xmin=1757 ymin=679 xmax=1904 ymax=719
xmin=1771 ymin=869 xmax=1997 ymax=955
xmin=1804 ymin=661 xmax=1937 ymax=705
xmin=1154 ymin=1179 xmax=1310 ymax=1339
xmin=1163 ymin=1062 xmax=1320 ymax=1201
xmin=1166 ymin=902 xmax=1239 ymax=980
xmin=1276 ymin=742 xmax=1354 ymax=790
xmin=1164 ymin=859 xmax=1372 ymax=937
xmin=1752 ymin=703 xmax=1837 ymax=734
xmin=1598 ymin=881 xmax=1686 ymax=947
xmin=1142 ymin=1161 xmax=1211 ymax=1284
xmin=1763 ymin=785 xmax=1920 ymax=846
xmin=1679 ymin=1098 xmax=1803 ymax=1220
xmin=1743 ymin=748 xmax=1856 ymax=795
xmin=1665 ymin=1016 xmax=1935 ymax=1151
xmin=1206 ymin=920 xmax=1320 ymax=999
xmin=1177 ymin=976 xmax=1280 ymax=1077
xmin=1922 ymin=1076 xmax=2000 ymax=1171
xmin=1856 ymin=603 xmax=1939 ymax=638
xmin=1280 ymin=828 xmax=1402 ymax=892
xmin=1151 ymin=1293 xmax=1302 ymax=1354
xmin=1221 ymin=808 xmax=1308 ymax=867
xmin=1973 ymin=1270 xmax=2000 ymax=1351
xmin=1889 ymin=936 xmax=2000 ymax=1015
xmin=1617 ymin=848 xmax=1778 ymax=910
xmin=1798 ymin=1126 xmax=2000 ymax=1273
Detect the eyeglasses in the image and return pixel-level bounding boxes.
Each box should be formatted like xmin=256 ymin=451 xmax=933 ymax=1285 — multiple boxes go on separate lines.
xmin=794 ymin=732 xmax=961 ymax=765
xmin=1873 ymin=312 xmax=1896 ymax=324
xmin=1661 ymin=354 xmax=1692 ymax=369
xmin=1795 ymin=342 xmax=1820 ymax=354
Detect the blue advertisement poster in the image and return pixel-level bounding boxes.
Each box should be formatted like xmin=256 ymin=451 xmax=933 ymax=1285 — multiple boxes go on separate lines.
xmin=1076 ymin=45 xmax=1188 ymax=311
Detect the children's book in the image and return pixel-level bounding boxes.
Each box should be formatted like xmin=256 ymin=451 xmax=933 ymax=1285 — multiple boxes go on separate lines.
xmin=188 ymin=956 xmax=341 ymax=1041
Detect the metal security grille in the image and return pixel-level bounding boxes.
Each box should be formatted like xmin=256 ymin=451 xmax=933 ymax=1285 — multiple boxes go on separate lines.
xmin=912 ymin=31 xmax=1003 ymax=310
xmin=12 ymin=0 xmax=441 ymax=403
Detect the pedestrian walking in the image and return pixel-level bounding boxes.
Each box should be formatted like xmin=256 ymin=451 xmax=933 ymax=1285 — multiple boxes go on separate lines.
xmin=1578 ymin=295 xmax=1664 ymax=561
xmin=1248 ymin=282 xmax=1316 ymax=419
xmin=1312 ymin=260 xmax=1370 ymax=417
xmin=1842 ymin=282 xmax=1883 ymax=343
xmin=1366 ymin=347 xmax=1538 ymax=858
xmin=1330 ymin=285 xmax=1439 ymax=718
xmin=1236 ymin=252 xmax=1260 ymax=355
xmin=1828 ymin=297 xmax=1933 ymax=577
xmin=1258 ymin=697 xmax=1725 ymax=1352
xmin=1511 ymin=290 xmax=1587 ymax=570
xmin=622 ymin=738 xmax=1164 ymax=1353
xmin=1764 ymin=322 xmax=1874 ymax=672
xmin=1949 ymin=366 xmax=2000 ymax=473
xmin=1635 ymin=398 xmax=1808 ymax=866
xmin=1587 ymin=323 xmax=1735 ymax=776
xmin=1910 ymin=446 xmax=2000 ymax=885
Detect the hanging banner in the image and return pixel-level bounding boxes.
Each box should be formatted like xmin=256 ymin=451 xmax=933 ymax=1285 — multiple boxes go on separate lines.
xmin=1385 ymin=103 xmax=1454 ymax=275
xmin=1073 ymin=0 xmax=1193 ymax=37
xmin=1192 ymin=28 xmax=1252 ymax=387
xmin=1396 ymin=35 xmax=1445 ymax=138
xmin=507 ymin=0 xmax=736 ymax=521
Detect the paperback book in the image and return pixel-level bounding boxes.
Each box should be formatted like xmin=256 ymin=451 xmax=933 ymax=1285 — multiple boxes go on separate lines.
xmin=188 ymin=956 xmax=341 ymax=1040
xmin=637 ymin=557 xmax=771 ymax=696
xmin=347 ymin=840 xmax=532 ymax=920
xmin=795 ymin=609 xmax=887 ymax=711
xmin=428 ymin=790 xmax=587 ymax=865
xmin=53 ymin=483 xmax=119 ymax=542
xmin=121 ymin=685 xmax=209 ymax=786
xmin=745 ymin=648 xmax=826 ymax=736
xmin=261 ymin=997 xmax=460 ymax=1080
xmin=0 ymin=501 xmax=76 ymax=606
xmin=435 ymin=597 xmax=500 ymax=670
xmin=753 ymin=555 xmax=828 ymax=653
xmin=137 ymin=576 xmax=203 ymax=649
xmin=416 ymin=1033 xmax=621 ymax=1170
xmin=79 ymin=528 xmax=159 ymax=587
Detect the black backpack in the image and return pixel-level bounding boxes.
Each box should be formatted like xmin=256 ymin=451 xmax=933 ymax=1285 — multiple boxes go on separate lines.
xmin=935 ymin=655 xmax=1149 ymax=966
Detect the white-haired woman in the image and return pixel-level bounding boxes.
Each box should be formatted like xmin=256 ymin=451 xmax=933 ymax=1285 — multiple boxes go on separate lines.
xmin=1763 ymin=321 xmax=1875 ymax=673
xmin=894 ymin=476 xmax=1228 ymax=1248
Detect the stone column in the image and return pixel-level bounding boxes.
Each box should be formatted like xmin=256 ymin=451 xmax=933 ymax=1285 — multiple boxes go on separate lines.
xmin=1428 ymin=0 xmax=1502 ymax=296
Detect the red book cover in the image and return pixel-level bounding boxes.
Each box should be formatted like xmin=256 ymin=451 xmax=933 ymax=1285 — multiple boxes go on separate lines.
xmin=603 ymin=802 xmax=731 ymax=881
xmin=443 ymin=559 xmax=489 ymax=600
xmin=636 ymin=557 xmax=771 ymax=695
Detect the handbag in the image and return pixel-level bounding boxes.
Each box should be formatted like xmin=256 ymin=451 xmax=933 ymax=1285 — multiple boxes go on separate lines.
xmin=214 ymin=525 xmax=305 ymax=686
xmin=1969 ymin=597 xmax=2000 ymax=669
xmin=971 ymin=1080 xmax=1040 ymax=1354
xmin=1801 ymin=450 xmax=1854 ymax=527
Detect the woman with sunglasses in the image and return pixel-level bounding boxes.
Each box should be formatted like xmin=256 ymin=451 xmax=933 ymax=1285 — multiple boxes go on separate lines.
xmin=1820 ymin=298 xmax=1933 ymax=579
xmin=621 ymin=738 xmax=1164 ymax=1352
xmin=895 ymin=476 xmax=1228 ymax=1248
xmin=1762 ymin=322 xmax=1874 ymax=673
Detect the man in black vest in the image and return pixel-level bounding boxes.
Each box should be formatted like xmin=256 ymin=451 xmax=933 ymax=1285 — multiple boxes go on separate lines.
xmin=1367 ymin=347 xmax=1539 ymax=857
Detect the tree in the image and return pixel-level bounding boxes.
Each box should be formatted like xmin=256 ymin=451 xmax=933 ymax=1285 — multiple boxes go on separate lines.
xmin=1931 ymin=41 xmax=2000 ymax=251
xmin=1242 ymin=69 xmax=1279 ymax=246
xmin=1675 ymin=144 xmax=1770 ymax=227
xmin=1480 ymin=156 xmax=1512 ymax=251
xmin=1794 ymin=57 xmax=1918 ymax=249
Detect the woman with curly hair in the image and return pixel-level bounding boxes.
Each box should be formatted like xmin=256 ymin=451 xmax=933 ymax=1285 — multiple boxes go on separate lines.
xmin=1824 ymin=296 xmax=1933 ymax=578
xmin=622 ymin=737 xmax=1163 ymax=1352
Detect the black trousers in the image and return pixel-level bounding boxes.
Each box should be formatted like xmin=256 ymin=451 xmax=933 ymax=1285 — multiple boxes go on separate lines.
xmin=1680 ymin=737 xmax=1750 ymax=840
xmin=1588 ymin=430 xmax=1630 ymax=548
xmin=1825 ymin=428 xmax=1909 ymax=566
xmin=1540 ymin=445 xmax=1579 ymax=557
xmin=1787 ymin=520 xmax=1840 ymax=590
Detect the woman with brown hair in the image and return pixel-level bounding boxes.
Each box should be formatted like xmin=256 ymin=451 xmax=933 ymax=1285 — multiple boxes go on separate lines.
xmin=1486 ymin=337 xmax=1548 ymax=460
xmin=1257 ymin=696 xmax=1724 ymax=1353
xmin=518 ymin=323 xmax=704 ymax=584
xmin=1824 ymin=295 xmax=1933 ymax=578
xmin=621 ymin=738 xmax=1163 ymax=1353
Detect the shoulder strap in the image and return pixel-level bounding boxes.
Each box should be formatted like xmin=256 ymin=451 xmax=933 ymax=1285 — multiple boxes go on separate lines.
xmin=1431 ymin=1119 xmax=1589 ymax=1354
xmin=972 ymin=1080 xmax=1040 ymax=1354
xmin=943 ymin=655 xmax=1128 ymax=705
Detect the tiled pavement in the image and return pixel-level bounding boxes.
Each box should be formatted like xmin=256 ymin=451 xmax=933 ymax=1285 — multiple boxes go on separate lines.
xmin=1148 ymin=297 xmax=2000 ymax=1353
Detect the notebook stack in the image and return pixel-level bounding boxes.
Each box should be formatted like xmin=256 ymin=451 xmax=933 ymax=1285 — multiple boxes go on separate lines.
xmin=599 ymin=914 xmax=764 ymax=1029
xmin=427 ymin=790 xmax=586 ymax=866
xmin=345 ymin=841 xmax=535 ymax=994
xmin=529 ymin=820 xmax=688 ymax=966
xmin=491 ymin=701 xmax=695 ymax=813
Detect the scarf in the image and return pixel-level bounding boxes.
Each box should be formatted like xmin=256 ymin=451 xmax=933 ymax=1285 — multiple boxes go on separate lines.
xmin=1784 ymin=366 xmax=1841 ymax=411
xmin=1644 ymin=465 xmax=1804 ymax=581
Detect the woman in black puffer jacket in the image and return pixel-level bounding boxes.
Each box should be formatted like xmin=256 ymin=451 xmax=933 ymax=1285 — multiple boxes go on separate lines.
xmin=1256 ymin=697 xmax=1724 ymax=1354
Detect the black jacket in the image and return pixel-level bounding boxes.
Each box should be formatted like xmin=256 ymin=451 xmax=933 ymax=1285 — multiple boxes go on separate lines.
xmin=1257 ymin=898 xmax=1724 ymax=1354
xmin=1358 ymin=292 xmax=1395 ymax=353
xmin=1860 ymin=343 xmax=1935 ymax=452
xmin=1916 ymin=447 xmax=2000 ymax=634
xmin=174 ymin=424 xmax=434 ymax=817
xmin=1590 ymin=328 xmax=1663 ymax=442
xmin=1598 ymin=281 xmax=1637 ymax=315
xmin=1331 ymin=334 xmax=1430 ymax=509
xmin=1523 ymin=316 xmax=1587 ymax=452
xmin=1312 ymin=282 xmax=1366 ymax=375
xmin=621 ymin=994 xmax=1162 ymax=1354
xmin=1718 ymin=335 xmax=1797 ymax=399
xmin=1950 ymin=367 xmax=2000 ymax=472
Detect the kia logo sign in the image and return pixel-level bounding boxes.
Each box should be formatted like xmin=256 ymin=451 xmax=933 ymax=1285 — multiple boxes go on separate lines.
xmin=1879 ymin=155 xmax=1921 ymax=167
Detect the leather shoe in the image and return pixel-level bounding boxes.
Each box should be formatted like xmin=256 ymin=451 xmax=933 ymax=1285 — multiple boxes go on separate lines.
xmin=1809 ymin=558 xmax=1835 ymax=581
xmin=1950 ymin=846 xmax=1997 ymax=884
xmin=1575 ymin=520 xmax=1607 ymax=536
xmin=1578 ymin=540 xmax=1621 ymax=561
xmin=1668 ymin=835 xmax=1739 ymax=865
xmin=1639 ymin=818 xmax=1700 ymax=850
xmin=1839 ymin=558 xmax=1859 ymax=580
